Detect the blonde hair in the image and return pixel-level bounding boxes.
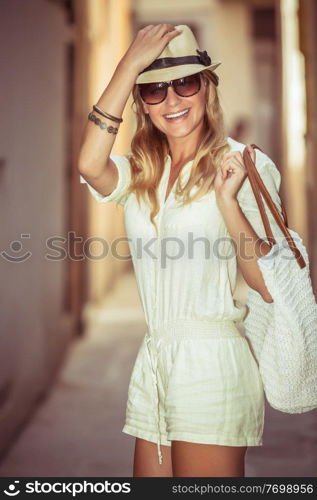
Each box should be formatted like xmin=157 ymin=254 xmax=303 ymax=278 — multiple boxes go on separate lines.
xmin=118 ymin=69 xmax=230 ymax=234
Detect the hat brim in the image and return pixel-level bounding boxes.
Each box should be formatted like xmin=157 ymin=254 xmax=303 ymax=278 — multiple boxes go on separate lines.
xmin=135 ymin=62 xmax=221 ymax=84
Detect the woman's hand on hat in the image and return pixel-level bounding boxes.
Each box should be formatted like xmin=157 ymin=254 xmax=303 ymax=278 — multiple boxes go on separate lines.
xmin=121 ymin=24 xmax=182 ymax=75
xmin=213 ymin=145 xmax=256 ymax=202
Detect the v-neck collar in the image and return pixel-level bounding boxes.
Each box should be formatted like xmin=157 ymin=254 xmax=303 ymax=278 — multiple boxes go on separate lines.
xmin=162 ymin=154 xmax=194 ymax=205
xmin=157 ymin=137 xmax=232 ymax=212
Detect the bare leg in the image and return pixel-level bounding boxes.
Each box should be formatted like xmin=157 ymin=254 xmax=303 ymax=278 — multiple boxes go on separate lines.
xmin=133 ymin=438 xmax=173 ymax=477
xmin=172 ymin=441 xmax=247 ymax=477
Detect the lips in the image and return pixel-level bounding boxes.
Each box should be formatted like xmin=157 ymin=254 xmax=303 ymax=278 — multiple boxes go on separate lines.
xmin=163 ymin=108 xmax=190 ymax=121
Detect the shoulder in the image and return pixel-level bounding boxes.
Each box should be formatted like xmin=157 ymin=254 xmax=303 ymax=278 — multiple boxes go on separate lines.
xmin=227 ymin=136 xmax=273 ymax=167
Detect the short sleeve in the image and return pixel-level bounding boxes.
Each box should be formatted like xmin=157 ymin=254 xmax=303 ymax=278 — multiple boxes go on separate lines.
xmin=79 ymin=154 xmax=132 ymax=206
xmin=236 ymin=152 xmax=285 ymax=243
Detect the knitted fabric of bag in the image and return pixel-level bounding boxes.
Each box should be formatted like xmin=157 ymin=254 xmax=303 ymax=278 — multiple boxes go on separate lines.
xmin=256 ymin=232 xmax=317 ymax=413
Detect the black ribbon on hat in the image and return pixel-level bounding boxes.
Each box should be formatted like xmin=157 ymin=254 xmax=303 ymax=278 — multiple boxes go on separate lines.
xmin=196 ymin=50 xmax=211 ymax=66
xmin=139 ymin=49 xmax=213 ymax=75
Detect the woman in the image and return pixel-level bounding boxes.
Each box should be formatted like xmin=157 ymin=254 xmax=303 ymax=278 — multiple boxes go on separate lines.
xmin=79 ymin=24 xmax=284 ymax=477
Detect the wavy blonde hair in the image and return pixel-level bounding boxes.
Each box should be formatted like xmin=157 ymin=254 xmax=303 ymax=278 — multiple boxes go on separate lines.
xmin=118 ymin=69 xmax=230 ymax=234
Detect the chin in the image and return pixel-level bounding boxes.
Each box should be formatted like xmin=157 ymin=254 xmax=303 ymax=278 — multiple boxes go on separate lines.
xmin=165 ymin=125 xmax=197 ymax=138
xmin=169 ymin=130 xmax=193 ymax=139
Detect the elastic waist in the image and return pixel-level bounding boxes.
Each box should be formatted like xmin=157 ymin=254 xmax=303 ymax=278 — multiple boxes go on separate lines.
xmin=146 ymin=318 xmax=242 ymax=341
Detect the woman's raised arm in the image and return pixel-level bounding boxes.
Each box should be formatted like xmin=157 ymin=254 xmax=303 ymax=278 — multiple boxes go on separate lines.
xmin=78 ymin=24 xmax=181 ymax=197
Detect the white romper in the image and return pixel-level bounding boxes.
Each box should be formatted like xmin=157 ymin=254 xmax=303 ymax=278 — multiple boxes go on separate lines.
xmin=80 ymin=136 xmax=284 ymax=465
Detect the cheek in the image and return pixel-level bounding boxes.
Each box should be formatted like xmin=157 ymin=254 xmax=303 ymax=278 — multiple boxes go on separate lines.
xmin=147 ymin=109 xmax=166 ymax=129
xmin=186 ymin=90 xmax=206 ymax=112
xmin=196 ymin=92 xmax=207 ymax=109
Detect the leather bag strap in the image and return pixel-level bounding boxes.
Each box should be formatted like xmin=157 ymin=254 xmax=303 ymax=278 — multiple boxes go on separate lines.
xmin=242 ymin=144 xmax=306 ymax=269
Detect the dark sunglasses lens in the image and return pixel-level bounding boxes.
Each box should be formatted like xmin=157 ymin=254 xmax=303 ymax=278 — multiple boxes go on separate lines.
xmin=174 ymin=74 xmax=201 ymax=96
xmin=139 ymin=73 xmax=201 ymax=104
xmin=139 ymin=82 xmax=167 ymax=104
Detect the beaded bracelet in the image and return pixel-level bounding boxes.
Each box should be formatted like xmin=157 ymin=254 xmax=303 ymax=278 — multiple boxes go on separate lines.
xmin=88 ymin=112 xmax=119 ymax=134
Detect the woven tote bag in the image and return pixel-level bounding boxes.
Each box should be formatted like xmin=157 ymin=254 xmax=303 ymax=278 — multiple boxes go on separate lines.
xmin=241 ymin=144 xmax=317 ymax=414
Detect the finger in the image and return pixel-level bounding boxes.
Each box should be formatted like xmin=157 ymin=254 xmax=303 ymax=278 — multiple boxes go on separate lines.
xmin=150 ymin=23 xmax=169 ymax=35
xmin=222 ymin=157 xmax=245 ymax=170
xmin=138 ymin=25 xmax=154 ymax=37
xmin=225 ymin=156 xmax=244 ymax=166
xmin=221 ymin=164 xmax=245 ymax=179
xmin=141 ymin=24 xmax=155 ymax=33
xmin=158 ymin=23 xmax=176 ymax=32
xmin=223 ymin=152 xmax=245 ymax=166
xmin=155 ymin=23 xmax=176 ymax=36
xmin=223 ymin=151 xmax=242 ymax=160
xmin=163 ymin=28 xmax=182 ymax=39
xmin=224 ymin=150 xmax=243 ymax=157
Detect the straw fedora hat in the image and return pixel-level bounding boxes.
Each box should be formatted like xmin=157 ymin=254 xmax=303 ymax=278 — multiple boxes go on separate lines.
xmin=136 ymin=24 xmax=221 ymax=84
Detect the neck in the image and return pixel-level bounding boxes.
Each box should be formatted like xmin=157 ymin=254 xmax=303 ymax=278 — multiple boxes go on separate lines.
xmin=167 ymin=120 xmax=205 ymax=166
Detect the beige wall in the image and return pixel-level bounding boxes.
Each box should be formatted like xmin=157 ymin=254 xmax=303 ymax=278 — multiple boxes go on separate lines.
xmin=280 ymin=0 xmax=308 ymax=242
xmin=299 ymin=0 xmax=317 ymax=290
xmin=0 ymin=0 xmax=135 ymax=459
xmin=77 ymin=0 xmax=133 ymax=304
xmin=0 ymin=0 xmax=73 ymax=456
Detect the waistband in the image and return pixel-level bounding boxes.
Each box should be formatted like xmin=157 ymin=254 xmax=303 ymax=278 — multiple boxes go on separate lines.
xmin=146 ymin=318 xmax=243 ymax=342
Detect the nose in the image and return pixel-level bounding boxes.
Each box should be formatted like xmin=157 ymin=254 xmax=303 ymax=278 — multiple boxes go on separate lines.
xmin=165 ymin=85 xmax=182 ymax=107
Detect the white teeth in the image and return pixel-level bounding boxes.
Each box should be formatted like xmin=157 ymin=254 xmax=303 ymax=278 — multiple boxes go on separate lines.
xmin=165 ymin=109 xmax=189 ymax=119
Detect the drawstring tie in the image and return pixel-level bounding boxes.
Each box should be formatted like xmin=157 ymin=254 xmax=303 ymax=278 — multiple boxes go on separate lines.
xmin=145 ymin=334 xmax=163 ymax=465
xmin=142 ymin=319 xmax=242 ymax=466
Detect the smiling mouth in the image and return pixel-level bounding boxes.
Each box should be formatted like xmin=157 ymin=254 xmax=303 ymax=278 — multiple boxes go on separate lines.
xmin=163 ymin=108 xmax=190 ymax=120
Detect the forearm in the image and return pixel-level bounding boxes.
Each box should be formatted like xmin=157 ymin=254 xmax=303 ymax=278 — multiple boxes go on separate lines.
xmin=217 ymin=196 xmax=273 ymax=302
xmin=78 ymin=59 xmax=139 ymax=175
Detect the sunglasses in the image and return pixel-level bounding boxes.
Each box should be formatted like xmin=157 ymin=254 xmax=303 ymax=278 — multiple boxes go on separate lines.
xmin=138 ymin=73 xmax=202 ymax=105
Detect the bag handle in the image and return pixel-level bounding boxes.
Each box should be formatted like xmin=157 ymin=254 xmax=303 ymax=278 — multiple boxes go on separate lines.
xmin=242 ymin=144 xmax=306 ymax=269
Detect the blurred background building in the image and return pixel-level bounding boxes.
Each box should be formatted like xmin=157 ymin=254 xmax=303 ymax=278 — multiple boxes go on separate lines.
xmin=0 ymin=0 xmax=316 ymax=477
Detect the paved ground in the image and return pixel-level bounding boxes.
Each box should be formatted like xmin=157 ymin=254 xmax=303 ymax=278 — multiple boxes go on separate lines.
xmin=0 ymin=271 xmax=316 ymax=477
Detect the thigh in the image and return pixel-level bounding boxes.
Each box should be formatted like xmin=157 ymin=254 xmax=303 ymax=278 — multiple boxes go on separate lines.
xmin=172 ymin=441 xmax=247 ymax=477
xmin=133 ymin=438 xmax=173 ymax=477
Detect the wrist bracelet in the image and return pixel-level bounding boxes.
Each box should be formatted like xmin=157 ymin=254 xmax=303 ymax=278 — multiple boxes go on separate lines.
xmin=88 ymin=112 xmax=118 ymax=134
xmin=93 ymin=105 xmax=123 ymax=123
